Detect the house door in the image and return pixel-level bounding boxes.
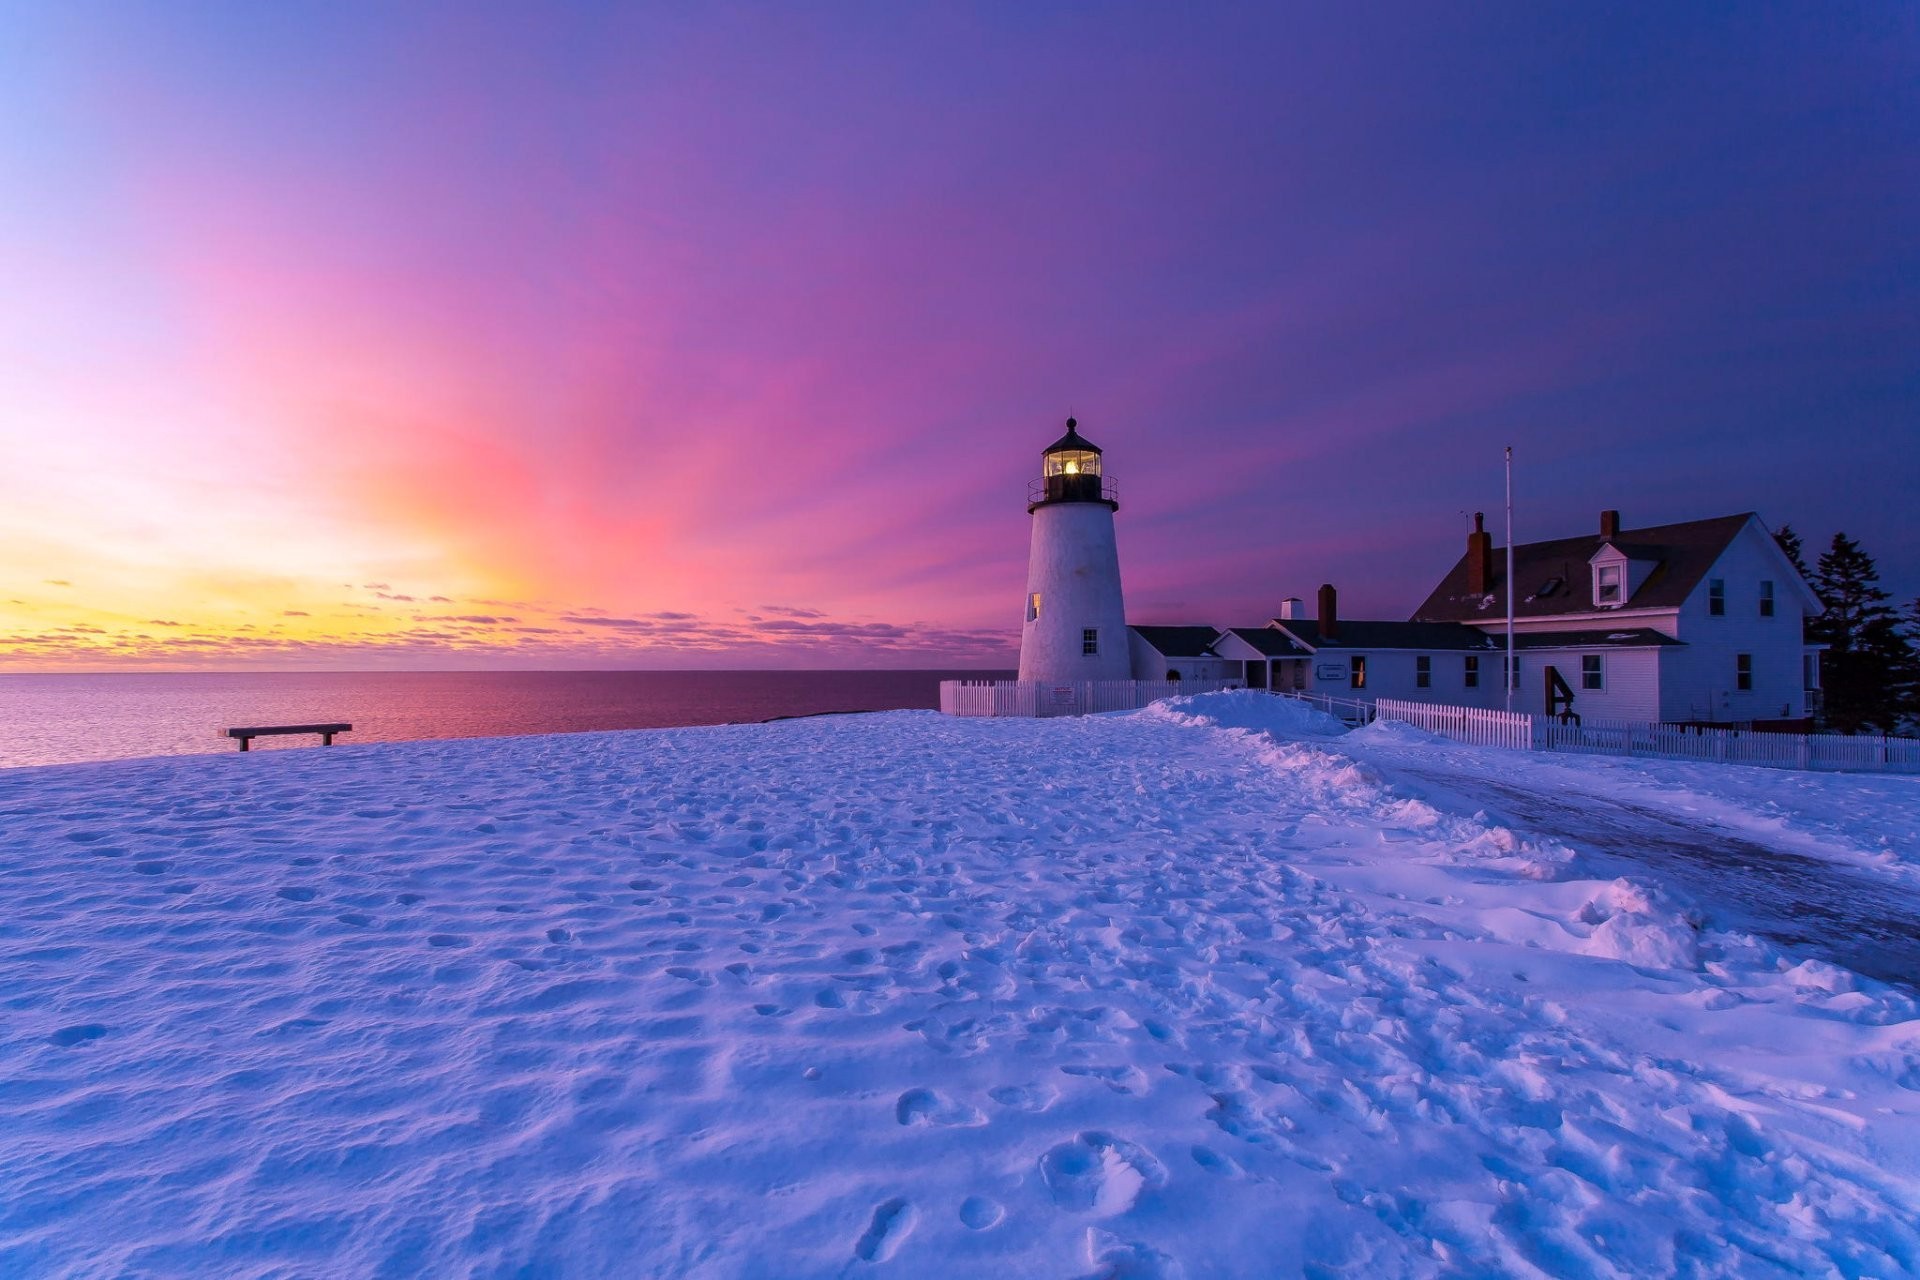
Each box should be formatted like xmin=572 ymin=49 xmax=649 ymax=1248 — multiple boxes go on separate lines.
xmin=1245 ymin=660 xmax=1268 ymax=689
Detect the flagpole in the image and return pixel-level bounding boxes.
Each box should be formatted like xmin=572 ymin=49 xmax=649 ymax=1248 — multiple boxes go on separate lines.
xmin=1505 ymin=445 xmax=1515 ymax=713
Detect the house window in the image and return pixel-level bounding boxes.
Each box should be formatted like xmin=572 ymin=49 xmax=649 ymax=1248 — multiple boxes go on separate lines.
xmin=1027 ymin=592 xmax=1041 ymax=622
xmin=1709 ymin=579 xmax=1726 ymax=616
xmin=1736 ymin=653 xmax=1752 ymax=691
xmin=1595 ymin=564 xmax=1622 ymax=605
xmin=1350 ymin=655 xmax=1367 ymax=690
xmin=1760 ymin=581 xmax=1775 ymax=617
xmin=1581 ymin=655 xmax=1603 ymax=690
xmin=1082 ymin=628 xmax=1099 ymax=656
xmin=1803 ymin=652 xmax=1820 ymax=690
xmin=1504 ymin=654 xmax=1519 ymax=690
xmin=1463 ymin=655 xmax=1480 ymax=688
xmin=1416 ymin=655 xmax=1431 ymax=688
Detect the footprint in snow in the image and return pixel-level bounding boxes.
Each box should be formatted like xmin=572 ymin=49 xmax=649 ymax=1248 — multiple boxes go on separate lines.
xmin=895 ymin=1088 xmax=986 ymax=1127
xmin=958 ymin=1196 xmax=1004 ymax=1230
xmin=988 ymin=1083 xmax=1058 ymax=1112
xmin=277 ymin=886 xmax=318 ymax=902
xmin=1040 ymin=1132 xmax=1168 ymax=1216
xmin=48 ymin=1023 xmax=108 ymax=1048
xmin=853 ymin=1198 xmax=914 ymax=1262
xmin=1060 ymin=1063 xmax=1150 ymax=1095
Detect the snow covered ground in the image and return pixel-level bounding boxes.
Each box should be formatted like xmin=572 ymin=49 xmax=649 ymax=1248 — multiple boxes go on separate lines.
xmin=1336 ymin=718 xmax=1920 ymax=990
xmin=3 ymin=692 xmax=1918 ymax=1277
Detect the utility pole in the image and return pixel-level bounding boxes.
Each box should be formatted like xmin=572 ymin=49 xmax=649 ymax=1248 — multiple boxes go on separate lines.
xmin=1505 ymin=445 xmax=1516 ymax=714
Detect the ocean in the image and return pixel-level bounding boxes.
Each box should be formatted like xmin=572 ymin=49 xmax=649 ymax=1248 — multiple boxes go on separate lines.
xmin=0 ymin=670 xmax=1011 ymax=769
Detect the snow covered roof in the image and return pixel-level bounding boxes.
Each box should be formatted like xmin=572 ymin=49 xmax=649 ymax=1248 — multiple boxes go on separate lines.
xmin=1128 ymin=625 xmax=1224 ymax=658
xmin=1507 ymin=628 xmax=1683 ymax=650
xmin=1414 ymin=512 xmax=1754 ymax=623
xmin=1272 ymin=619 xmax=1499 ymax=652
xmin=1225 ymin=626 xmax=1314 ymax=657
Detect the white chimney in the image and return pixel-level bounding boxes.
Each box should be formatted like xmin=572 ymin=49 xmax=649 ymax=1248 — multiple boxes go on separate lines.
xmin=1276 ymin=597 xmax=1305 ymax=620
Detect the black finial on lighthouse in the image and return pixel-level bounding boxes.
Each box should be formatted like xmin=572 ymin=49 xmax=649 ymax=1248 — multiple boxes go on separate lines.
xmin=1066 ymin=415 xmax=1077 ymax=431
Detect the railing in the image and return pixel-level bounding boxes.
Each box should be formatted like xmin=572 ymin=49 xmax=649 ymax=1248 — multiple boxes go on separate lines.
xmin=940 ymin=678 xmax=1237 ymax=718
xmin=1374 ymin=697 xmax=1532 ymax=749
xmin=1368 ymin=695 xmax=1920 ymax=773
xmin=1535 ymin=717 xmax=1920 ymax=772
xmin=1278 ymin=691 xmax=1379 ymax=726
xmin=1027 ymin=476 xmax=1120 ymax=509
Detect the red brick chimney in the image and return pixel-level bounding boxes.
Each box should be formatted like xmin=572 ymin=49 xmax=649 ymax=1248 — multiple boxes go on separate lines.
xmin=1600 ymin=509 xmax=1621 ymax=540
xmin=1466 ymin=511 xmax=1495 ymax=596
xmin=1317 ymin=583 xmax=1338 ymax=639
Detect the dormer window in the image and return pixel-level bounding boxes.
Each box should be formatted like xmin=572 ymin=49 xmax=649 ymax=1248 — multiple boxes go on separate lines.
xmin=1595 ymin=564 xmax=1622 ymax=606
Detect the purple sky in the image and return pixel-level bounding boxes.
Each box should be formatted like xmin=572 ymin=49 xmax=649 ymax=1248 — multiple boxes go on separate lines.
xmin=3 ymin=4 xmax=1916 ymax=668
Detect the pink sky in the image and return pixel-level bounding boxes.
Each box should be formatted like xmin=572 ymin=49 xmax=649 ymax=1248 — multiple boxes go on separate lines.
xmin=3 ymin=6 xmax=1915 ymax=669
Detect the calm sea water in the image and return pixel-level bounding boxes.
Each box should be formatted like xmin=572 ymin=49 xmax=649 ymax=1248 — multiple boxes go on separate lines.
xmin=0 ymin=670 xmax=1011 ymax=769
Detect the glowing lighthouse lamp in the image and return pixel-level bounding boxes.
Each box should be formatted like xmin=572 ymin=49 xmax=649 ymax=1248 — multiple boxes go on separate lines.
xmin=1018 ymin=417 xmax=1131 ymax=683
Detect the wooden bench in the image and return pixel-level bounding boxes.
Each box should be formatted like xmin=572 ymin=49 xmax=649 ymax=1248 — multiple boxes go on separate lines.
xmin=224 ymin=723 xmax=353 ymax=751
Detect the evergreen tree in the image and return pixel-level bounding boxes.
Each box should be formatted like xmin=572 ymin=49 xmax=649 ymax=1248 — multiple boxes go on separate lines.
xmin=1809 ymin=533 xmax=1919 ymax=733
xmin=1774 ymin=524 xmax=1811 ymax=580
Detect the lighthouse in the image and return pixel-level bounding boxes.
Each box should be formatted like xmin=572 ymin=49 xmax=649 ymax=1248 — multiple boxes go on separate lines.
xmin=1018 ymin=417 xmax=1131 ymax=682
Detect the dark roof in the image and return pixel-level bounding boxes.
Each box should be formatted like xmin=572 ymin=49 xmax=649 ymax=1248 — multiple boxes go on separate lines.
xmin=1225 ymin=627 xmax=1314 ymax=657
xmin=1128 ymin=625 xmax=1223 ymax=658
xmin=1043 ymin=416 xmax=1102 ymax=455
xmin=1508 ymin=628 xmax=1682 ymax=650
xmin=1413 ymin=513 xmax=1755 ymax=623
xmin=1272 ymin=619 xmax=1499 ymax=652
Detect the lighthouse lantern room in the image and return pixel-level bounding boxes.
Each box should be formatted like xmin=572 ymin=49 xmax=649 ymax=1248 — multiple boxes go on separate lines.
xmin=1018 ymin=417 xmax=1132 ymax=683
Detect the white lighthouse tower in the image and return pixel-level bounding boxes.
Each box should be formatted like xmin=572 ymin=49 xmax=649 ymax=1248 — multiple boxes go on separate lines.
xmin=1018 ymin=417 xmax=1131 ymax=682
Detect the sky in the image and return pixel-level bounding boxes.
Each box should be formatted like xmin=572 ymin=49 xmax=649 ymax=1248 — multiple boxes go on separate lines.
xmin=2 ymin=2 xmax=1916 ymax=670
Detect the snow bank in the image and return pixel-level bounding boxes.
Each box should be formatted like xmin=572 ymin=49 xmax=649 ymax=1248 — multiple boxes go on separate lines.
xmin=2 ymin=711 xmax=1916 ymax=1277
xmin=1141 ymin=687 xmax=1349 ymax=738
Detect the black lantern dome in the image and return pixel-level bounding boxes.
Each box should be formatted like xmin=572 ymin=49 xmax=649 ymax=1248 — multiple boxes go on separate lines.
xmin=1030 ymin=417 xmax=1118 ymax=512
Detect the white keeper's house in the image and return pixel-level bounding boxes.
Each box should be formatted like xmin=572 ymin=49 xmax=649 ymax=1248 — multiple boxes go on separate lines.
xmin=1133 ymin=509 xmax=1824 ymax=729
xmin=981 ymin=417 xmax=1823 ymax=728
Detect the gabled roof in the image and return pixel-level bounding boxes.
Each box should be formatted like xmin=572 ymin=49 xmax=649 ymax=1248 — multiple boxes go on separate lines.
xmin=1225 ymin=627 xmax=1314 ymax=657
xmin=1414 ymin=513 xmax=1755 ymax=623
xmin=1507 ymin=628 xmax=1683 ymax=650
xmin=1272 ymin=619 xmax=1499 ymax=652
xmin=1128 ymin=625 xmax=1224 ymax=658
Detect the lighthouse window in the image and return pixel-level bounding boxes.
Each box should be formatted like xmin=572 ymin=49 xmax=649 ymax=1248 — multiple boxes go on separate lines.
xmin=1027 ymin=593 xmax=1041 ymax=622
xmin=1044 ymin=450 xmax=1102 ymax=478
xmin=1350 ymin=655 xmax=1367 ymax=689
xmin=1082 ymin=628 xmax=1099 ymax=656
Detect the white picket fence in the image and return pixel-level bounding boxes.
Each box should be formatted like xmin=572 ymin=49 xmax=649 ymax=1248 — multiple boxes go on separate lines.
xmin=939 ymin=678 xmax=1239 ymax=718
xmin=1534 ymin=717 xmax=1920 ymax=772
xmin=1373 ymin=698 xmax=1534 ymax=750
xmin=1364 ymin=694 xmax=1920 ymax=773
